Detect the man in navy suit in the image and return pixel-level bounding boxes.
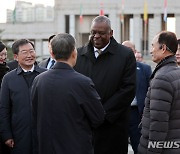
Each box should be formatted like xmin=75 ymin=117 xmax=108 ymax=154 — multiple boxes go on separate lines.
xmin=0 ymin=39 xmax=46 ymax=154
xmin=122 ymin=41 xmax=152 ymax=154
xmin=38 ymin=34 xmax=56 ymax=69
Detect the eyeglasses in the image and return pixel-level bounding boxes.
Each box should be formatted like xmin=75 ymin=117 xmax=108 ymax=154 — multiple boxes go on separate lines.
xmin=19 ymin=49 xmax=35 ymax=56
xmin=90 ymin=30 xmax=109 ymax=36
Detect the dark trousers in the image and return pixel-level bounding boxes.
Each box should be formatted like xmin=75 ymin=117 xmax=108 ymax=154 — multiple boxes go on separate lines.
xmin=128 ymin=106 xmax=141 ymax=154
xmin=94 ymin=119 xmax=128 ymax=154
xmin=0 ymin=140 xmax=10 ymax=154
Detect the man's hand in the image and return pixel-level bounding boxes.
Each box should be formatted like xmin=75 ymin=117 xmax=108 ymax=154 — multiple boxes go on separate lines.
xmin=5 ymin=139 xmax=14 ymax=148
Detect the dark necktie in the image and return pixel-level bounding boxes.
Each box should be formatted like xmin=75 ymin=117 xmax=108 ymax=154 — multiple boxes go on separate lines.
xmin=50 ymin=60 xmax=55 ymax=68
xmin=23 ymin=71 xmax=32 ymax=75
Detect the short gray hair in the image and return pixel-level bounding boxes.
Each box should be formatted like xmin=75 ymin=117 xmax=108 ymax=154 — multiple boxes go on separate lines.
xmin=51 ymin=33 xmax=76 ymax=60
xmin=92 ymin=16 xmax=111 ymax=30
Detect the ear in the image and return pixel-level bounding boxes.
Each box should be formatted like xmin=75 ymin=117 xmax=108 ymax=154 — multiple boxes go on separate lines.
xmin=14 ymin=54 xmax=18 ymax=61
xmin=50 ymin=48 xmax=55 ymax=59
xmin=48 ymin=42 xmax=51 ymax=48
xmin=71 ymin=49 xmax=77 ymax=67
xmin=71 ymin=48 xmax=77 ymax=59
xmin=160 ymin=44 xmax=166 ymax=53
xmin=110 ymin=30 xmax=113 ymax=37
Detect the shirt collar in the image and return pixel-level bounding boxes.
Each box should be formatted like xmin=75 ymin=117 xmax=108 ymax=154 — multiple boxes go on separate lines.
xmin=50 ymin=57 xmax=56 ymax=62
xmin=47 ymin=57 xmax=56 ymax=69
xmin=94 ymin=41 xmax=110 ymax=52
xmin=22 ymin=64 xmax=34 ymax=72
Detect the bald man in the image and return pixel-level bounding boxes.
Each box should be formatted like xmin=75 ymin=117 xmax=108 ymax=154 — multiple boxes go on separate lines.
xmin=122 ymin=41 xmax=152 ymax=154
xmin=135 ymin=51 xmax=143 ymax=62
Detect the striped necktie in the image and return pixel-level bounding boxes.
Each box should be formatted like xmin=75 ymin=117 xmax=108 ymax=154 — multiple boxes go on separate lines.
xmin=50 ymin=60 xmax=55 ymax=68
xmin=97 ymin=49 xmax=102 ymax=55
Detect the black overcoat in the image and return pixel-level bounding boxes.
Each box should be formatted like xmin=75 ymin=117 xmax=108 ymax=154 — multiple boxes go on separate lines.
xmin=0 ymin=65 xmax=46 ymax=154
xmin=31 ymin=62 xmax=105 ymax=154
xmin=74 ymin=37 xmax=136 ymax=154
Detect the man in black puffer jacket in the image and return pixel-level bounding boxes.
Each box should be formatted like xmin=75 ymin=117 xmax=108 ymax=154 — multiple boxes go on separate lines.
xmin=138 ymin=31 xmax=180 ymax=154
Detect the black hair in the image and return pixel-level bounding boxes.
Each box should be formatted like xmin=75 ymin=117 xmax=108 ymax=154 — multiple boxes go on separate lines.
xmin=12 ymin=39 xmax=34 ymax=54
xmin=48 ymin=34 xmax=56 ymax=43
xmin=0 ymin=41 xmax=6 ymax=52
xmin=158 ymin=31 xmax=178 ymax=54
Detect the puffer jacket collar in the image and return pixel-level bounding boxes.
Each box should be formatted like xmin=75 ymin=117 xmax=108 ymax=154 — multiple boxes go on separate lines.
xmin=150 ymin=55 xmax=177 ymax=79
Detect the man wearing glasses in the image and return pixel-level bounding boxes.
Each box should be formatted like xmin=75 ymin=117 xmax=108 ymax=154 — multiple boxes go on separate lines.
xmin=0 ymin=39 xmax=46 ymax=154
xmin=38 ymin=34 xmax=56 ymax=69
xmin=74 ymin=16 xmax=136 ymax=154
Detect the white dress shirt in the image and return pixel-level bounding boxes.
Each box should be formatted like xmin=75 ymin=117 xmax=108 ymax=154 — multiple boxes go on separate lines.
xmin=94 ymin=41 xmax=110 ymax=58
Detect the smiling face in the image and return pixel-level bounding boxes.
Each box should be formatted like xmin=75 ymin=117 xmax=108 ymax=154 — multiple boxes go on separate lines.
xmin=0 ymin=48 xmax=7 ymax=64
xmin=15 ymin=43 xmax=36 ymax=70
xmin=90 ymin=21 xmax=113 ymax=49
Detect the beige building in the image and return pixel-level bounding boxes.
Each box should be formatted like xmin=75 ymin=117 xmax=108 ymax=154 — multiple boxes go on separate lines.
xmin=6 ymin=1 xmax=54 ymax=23
xmin=0 ymin=0 xmax=180 ymax=58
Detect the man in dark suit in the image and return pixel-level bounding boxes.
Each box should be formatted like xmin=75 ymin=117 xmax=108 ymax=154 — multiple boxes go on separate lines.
xmin=0 ymin=39 xmax=46 ymax=154
xmin=122 ymin=40 xmax=152 ymax=154
xmin=31 ymin=33 xmax=105 ymax=154
xmin=38 ymin=34 xmax=56 ymax=69
xmin=74 ymin=16 xmax=136 ymax=154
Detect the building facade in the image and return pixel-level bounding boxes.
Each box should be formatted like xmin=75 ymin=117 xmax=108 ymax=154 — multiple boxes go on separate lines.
xmin=6 ymin=1 xmax=54 ymax=23
xmin=0 ymin=0 xmax=180 ymax=58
